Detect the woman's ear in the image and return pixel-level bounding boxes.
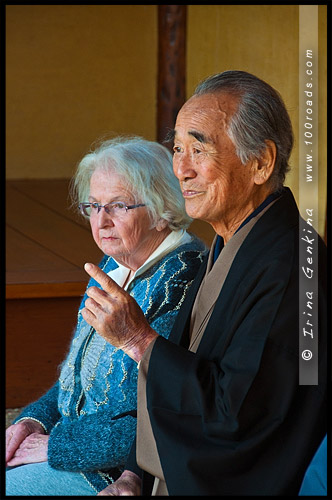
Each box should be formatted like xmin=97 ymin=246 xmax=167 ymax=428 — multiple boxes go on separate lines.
xmin=253 ymin=140 xmax=277 ymax=185
xmin=156 ymin=219 xmax=168 ymax=231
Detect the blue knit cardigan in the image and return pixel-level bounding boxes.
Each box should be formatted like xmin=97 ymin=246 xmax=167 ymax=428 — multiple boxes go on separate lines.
xmin=15 ymin=236 xmax=207 ymax=493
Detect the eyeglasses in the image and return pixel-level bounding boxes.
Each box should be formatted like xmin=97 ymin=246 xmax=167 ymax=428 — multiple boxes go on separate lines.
xmin=79 ymin=201 xmax=146 ymax=218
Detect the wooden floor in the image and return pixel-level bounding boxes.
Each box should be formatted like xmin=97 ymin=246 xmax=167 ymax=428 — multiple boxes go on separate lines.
xmin=6 ymin=179 xmax=215 ymax=408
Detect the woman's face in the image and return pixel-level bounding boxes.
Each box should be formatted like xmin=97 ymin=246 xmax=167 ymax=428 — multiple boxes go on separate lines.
xmin=89 ymin=168 xmax=169 ymax=270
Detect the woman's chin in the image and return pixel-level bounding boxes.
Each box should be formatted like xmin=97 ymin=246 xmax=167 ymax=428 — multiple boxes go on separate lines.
xmin=101 ymin=242 xmax=122 ymax=257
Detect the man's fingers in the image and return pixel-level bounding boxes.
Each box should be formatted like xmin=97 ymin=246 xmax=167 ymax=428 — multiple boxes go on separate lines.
xmin=84 ymin=263 xmax=122 ymax=295
xmin=84 ymin=296 xmax=111 ymax=320
xmin=81 ymin=303 xmax=97 ymax=325
xmin=86 ymin=287 xmax=109 ymax=305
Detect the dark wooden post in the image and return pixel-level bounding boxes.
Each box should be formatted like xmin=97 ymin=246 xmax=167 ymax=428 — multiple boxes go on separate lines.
xmin=157 ymin=5 xmax=187 ymax=146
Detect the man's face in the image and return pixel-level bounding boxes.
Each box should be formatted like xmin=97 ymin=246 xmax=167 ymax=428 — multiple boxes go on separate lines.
xmin=173 ymin=92 xmax=259 ymax=235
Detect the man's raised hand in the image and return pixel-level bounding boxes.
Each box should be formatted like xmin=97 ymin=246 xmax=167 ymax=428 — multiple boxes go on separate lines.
xmin=81 ymin=263 xmax=157 ymax=362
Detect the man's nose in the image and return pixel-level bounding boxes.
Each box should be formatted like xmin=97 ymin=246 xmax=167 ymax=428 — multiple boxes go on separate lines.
xmin=173 ymin=153 xmax=196 ymax=181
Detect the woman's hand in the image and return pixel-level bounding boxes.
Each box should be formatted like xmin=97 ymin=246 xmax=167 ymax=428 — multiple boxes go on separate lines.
xmin=6 ymin=432 xmax=49 ymax=467
xmin=6 ymin=420 xmax=47 ymax=466
xmin=97 ymin=470 xmax=142 ymax=496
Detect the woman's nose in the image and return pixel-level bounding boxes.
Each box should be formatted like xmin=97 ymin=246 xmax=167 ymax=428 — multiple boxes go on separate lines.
xmin=97 ymin=208 xmax=115 ymax=228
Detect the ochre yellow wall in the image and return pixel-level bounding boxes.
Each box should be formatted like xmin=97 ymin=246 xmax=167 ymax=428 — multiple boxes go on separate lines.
xmin=6 ymin=5 xmax=158 ymax=179
xmin=187 ymin=5 xmax=327 ymax=237
xmin=6 ymin=5 xmax=326 ymax=235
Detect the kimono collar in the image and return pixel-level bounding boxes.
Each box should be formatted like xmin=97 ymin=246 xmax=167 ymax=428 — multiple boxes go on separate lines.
xmin=213 ymin=190 xmax=283 ymax=263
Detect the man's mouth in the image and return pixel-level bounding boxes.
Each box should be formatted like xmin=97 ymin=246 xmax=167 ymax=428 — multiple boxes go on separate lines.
xmin=182 ymin=189 xmax=204 ymax=198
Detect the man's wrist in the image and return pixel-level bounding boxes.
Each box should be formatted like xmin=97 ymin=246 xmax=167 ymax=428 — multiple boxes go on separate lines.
xmin=122 ymin=328 xmax=158 ymax=363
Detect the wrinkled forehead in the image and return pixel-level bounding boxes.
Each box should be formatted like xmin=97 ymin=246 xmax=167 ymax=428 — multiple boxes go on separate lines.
xmin=174 ymin=92 xmax=239 ymax=144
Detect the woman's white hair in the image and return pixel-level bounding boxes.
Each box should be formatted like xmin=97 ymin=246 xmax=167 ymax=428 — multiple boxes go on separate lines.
xmin=70 ymin=135 xmax=192 ymax=231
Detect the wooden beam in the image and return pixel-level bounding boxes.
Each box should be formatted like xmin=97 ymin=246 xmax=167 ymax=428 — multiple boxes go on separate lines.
xmin=6 ymin=282 xmax=86 ymax=299
xmin=157 ymin=5 xmax=187 ymax=146
xmin=324 ymin=202 xmax=327 ymax=245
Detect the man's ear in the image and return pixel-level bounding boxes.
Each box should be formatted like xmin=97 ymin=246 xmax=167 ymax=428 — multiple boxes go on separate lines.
xmin=253 ymin=140 xmax=277 ymax=185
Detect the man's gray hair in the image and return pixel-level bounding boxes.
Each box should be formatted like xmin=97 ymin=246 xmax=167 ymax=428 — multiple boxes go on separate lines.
xmin=194 ymin=70 xmax=294 ymax=190
xmin=71 ymin=135 xmax=192 ymax=231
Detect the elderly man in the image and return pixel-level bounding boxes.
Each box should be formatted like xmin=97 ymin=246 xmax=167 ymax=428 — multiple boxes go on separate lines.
xmin=82 ymin=71 xmax=327 ymax=496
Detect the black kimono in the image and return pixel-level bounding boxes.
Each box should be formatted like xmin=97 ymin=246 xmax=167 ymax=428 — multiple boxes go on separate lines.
xmin=130 ymin=188 xmax=327 ymax=496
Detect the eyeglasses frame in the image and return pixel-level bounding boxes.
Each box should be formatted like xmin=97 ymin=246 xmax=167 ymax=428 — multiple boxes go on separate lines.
xmin=79 ymin=201 xmax=146 ymax=217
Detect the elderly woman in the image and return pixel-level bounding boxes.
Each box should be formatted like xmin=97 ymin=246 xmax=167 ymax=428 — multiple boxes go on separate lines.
xmin=5 ymin=136 xmax=207 ymax=496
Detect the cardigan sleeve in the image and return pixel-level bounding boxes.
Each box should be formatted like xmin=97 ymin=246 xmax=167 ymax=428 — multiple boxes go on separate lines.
xmin=48 ymin=408 xmax=136 ymax=472
xmin=14 ymin=381 xmax=61 ymax=434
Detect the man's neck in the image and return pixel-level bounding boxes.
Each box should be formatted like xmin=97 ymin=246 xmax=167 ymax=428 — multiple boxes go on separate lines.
xmin=212 ymin=188 xmax=281 ymax=244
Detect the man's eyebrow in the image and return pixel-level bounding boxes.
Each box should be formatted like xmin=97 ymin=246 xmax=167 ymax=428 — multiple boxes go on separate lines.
xmin=188 ymin=130 xmax=210 ymax=144
xmin=164 ymin=128 xmax=211 ymax=145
